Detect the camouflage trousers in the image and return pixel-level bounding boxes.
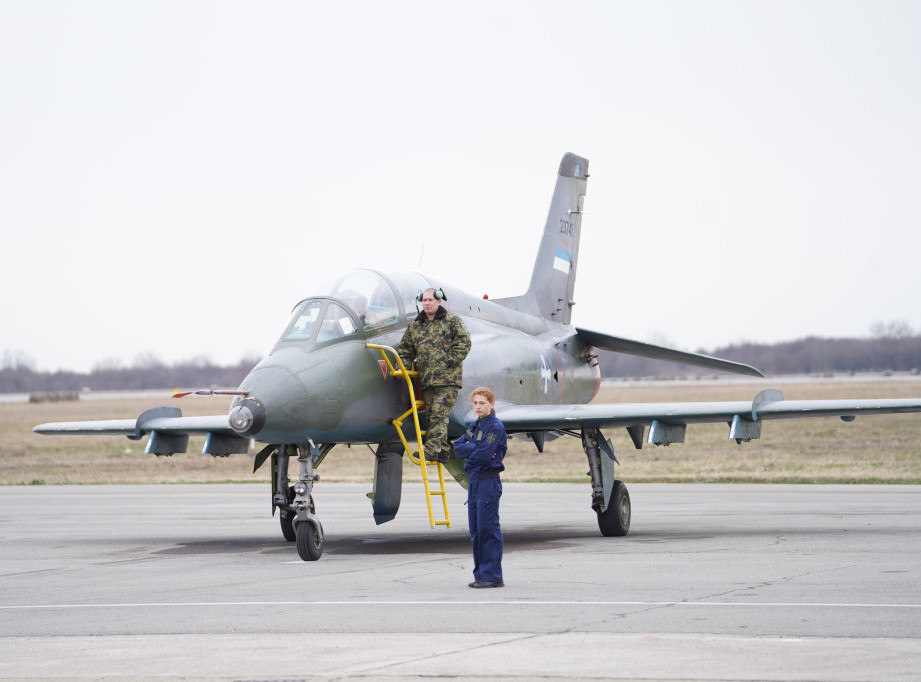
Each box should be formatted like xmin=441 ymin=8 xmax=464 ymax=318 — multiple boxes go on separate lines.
xmin=421 ymin=385 xmax=459 ymax=458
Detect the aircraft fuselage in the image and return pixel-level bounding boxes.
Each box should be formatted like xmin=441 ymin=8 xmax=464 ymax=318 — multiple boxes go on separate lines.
xmin=231 ymin=288 xmax=600 ymax=445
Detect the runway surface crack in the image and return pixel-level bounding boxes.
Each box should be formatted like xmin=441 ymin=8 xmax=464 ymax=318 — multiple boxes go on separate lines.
xmin=337 ymin=632 xmax=543 ymax=677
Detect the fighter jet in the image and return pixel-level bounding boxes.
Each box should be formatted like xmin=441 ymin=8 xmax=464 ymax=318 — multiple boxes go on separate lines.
xmin=35 ymin=152 xmax=921 ymax=561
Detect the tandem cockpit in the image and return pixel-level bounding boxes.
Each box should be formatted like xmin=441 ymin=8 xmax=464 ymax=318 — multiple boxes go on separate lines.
xmin=278 ymin=269 xmax=433 ymax=347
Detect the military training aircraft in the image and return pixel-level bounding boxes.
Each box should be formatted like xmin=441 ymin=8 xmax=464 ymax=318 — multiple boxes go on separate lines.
xmin=35 ymin=152 xmax=921 ymax=561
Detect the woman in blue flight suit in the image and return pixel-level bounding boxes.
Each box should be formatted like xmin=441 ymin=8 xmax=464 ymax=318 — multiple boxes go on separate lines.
xmin=453 ymin=387 xmax=507 ymax=588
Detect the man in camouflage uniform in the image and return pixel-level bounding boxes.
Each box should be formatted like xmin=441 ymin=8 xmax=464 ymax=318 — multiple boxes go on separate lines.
xmin=396 ymin=287 xmax=471 ymax=463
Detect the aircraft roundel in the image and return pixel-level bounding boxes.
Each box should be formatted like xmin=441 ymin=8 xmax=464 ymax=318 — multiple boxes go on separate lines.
xmin=540 ymin=354 xmax=551 ymax=394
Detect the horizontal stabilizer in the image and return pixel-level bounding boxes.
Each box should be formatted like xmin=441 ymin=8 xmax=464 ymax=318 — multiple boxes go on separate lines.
xmin=576 ymin=327 xmax=764 ymax=378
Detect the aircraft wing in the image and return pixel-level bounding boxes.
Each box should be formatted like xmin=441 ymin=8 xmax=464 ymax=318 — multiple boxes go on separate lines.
xmin=496 ymin=390 xmax=921 ymax=445
xmin=33 ymin=415 xmax=233 ymax=436
xmin=33 ymin=409 xmax=244 ymax=455
xmin=576 ymin=327 xmax=764 ymax=378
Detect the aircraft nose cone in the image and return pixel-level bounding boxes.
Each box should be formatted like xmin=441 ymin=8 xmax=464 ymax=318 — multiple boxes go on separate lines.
xmin=233 ymin=357 xmax=314 ymax=438
xmin=229 ymin=397 xmax=266 ymax=437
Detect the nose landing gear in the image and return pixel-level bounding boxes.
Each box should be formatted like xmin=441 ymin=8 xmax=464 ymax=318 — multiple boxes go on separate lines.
xmin=273 ymin=442 xmax=326 ymax=561
xmin=296 ymin=515 xmax=324 ymax=561
xmin=292 ymin=441 xmax=324 ymax=561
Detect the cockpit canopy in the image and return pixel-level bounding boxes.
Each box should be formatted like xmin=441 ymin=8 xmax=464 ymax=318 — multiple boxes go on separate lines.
xmin=279 ymin=269 xmax=432 ymax=345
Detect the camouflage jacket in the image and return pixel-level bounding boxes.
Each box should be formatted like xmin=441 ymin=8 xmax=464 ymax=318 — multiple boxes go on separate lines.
xmin=396 ymin=306 xmax=471 ymax=389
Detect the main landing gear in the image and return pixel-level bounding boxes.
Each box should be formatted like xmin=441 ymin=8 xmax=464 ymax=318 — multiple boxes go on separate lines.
xmin=582 ymin=427 xmax=631 ymax=537
xmin=597 ymin=480 xmax=630 ymax=536
xmin=270 ymin=428 xmax=631 ymax=558
xmin=273 ymin=442 xmax=325 ymax=561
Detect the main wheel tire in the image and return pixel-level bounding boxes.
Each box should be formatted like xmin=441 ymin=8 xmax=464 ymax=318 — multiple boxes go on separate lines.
xmin=279 ymin=511 xmax=296 ymax=542
xmin=597 ymin=480 xmax=631 ymax=537
xmin=296 ymin=519 xmax=324 ymax=561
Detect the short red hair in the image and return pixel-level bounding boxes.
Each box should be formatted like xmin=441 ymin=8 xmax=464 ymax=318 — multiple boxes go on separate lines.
xmin=471 ymin=386 xmax=497 ymax=414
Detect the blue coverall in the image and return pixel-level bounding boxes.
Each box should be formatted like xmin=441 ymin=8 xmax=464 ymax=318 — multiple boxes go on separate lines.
xmin=453 ymin=412 xmax=507 ymax=583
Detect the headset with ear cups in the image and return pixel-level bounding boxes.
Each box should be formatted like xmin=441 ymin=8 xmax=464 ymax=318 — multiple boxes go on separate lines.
xmin=415 ymin=287 xmax=447 ymax=302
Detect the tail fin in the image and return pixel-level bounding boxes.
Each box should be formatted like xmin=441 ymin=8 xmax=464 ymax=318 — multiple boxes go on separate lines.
xmin=494 ymin=152 xmax=588 ymax=324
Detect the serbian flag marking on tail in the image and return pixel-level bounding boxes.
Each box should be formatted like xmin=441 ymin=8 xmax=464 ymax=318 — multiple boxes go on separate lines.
xmin=553 ymin=246 xmax=571 ymax=274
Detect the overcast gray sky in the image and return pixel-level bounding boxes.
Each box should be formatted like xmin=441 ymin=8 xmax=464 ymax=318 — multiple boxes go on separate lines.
xmin=2 ymin=1 xmax=919 ymax=373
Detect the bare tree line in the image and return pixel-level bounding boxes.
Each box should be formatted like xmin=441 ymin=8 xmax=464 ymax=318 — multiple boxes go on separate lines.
xmin=0 ymin=353 xmax=259 ymax=394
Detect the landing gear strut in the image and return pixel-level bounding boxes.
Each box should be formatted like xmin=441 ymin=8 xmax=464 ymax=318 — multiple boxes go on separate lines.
xmin=293 ymin=441 xmax=324 ymax=561
xmin=582 ymin=427 xmax=631 ymax=537
xmin=273 ymin=445 xmax=297 ymax=542
xmin=273 ymin=442 xmax=325 ymax=560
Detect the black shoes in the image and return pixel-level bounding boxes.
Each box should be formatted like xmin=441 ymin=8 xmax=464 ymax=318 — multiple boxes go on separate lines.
xmin=468 ymin=580 xmax=504 ymax=588
xmin=424 ymin=452 xmax=449 ymax=463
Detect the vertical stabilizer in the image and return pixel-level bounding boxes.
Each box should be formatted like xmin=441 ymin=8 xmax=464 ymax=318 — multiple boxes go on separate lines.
xmin=494 ymin=152 xmax=588 ymax=324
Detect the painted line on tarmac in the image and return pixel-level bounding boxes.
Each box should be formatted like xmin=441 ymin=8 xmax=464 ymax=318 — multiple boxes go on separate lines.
xmin=2 ymin=600 xmax=920 ymax=610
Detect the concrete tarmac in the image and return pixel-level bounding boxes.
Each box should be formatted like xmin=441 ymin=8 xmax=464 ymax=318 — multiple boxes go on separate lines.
xmin=1 ymin=482 xmax=919 ymax=681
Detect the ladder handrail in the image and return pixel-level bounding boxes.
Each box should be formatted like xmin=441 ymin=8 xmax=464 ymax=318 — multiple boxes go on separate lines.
xmin=367 ymin=343 xmax=424 ymax=466
xmin=366 ymin=343 xmax=451 ymax=528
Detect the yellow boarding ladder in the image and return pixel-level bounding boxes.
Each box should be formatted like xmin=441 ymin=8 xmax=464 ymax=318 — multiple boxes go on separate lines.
xmin=367 ymin=343 xmax=451 ymax=529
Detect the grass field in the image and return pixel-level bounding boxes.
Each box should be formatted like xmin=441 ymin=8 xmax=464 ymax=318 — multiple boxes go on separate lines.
xmin=4 ymin=376 xmax=921 ymax=486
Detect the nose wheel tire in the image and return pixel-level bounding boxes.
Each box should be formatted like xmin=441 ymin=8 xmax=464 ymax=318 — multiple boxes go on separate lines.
xmin=296 ymin=519 xmax=324 ymax=561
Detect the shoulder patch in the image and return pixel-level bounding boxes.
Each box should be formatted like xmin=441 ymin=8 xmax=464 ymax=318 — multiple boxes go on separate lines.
xmin=486 ymin=433 xmax=496 ymax=445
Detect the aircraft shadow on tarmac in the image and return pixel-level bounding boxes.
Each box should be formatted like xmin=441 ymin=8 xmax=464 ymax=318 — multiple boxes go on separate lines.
xmin=151 ymin=527 xmax=602 ymax=558
xmin=145 ymin=523 xmax=892 ymax=558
